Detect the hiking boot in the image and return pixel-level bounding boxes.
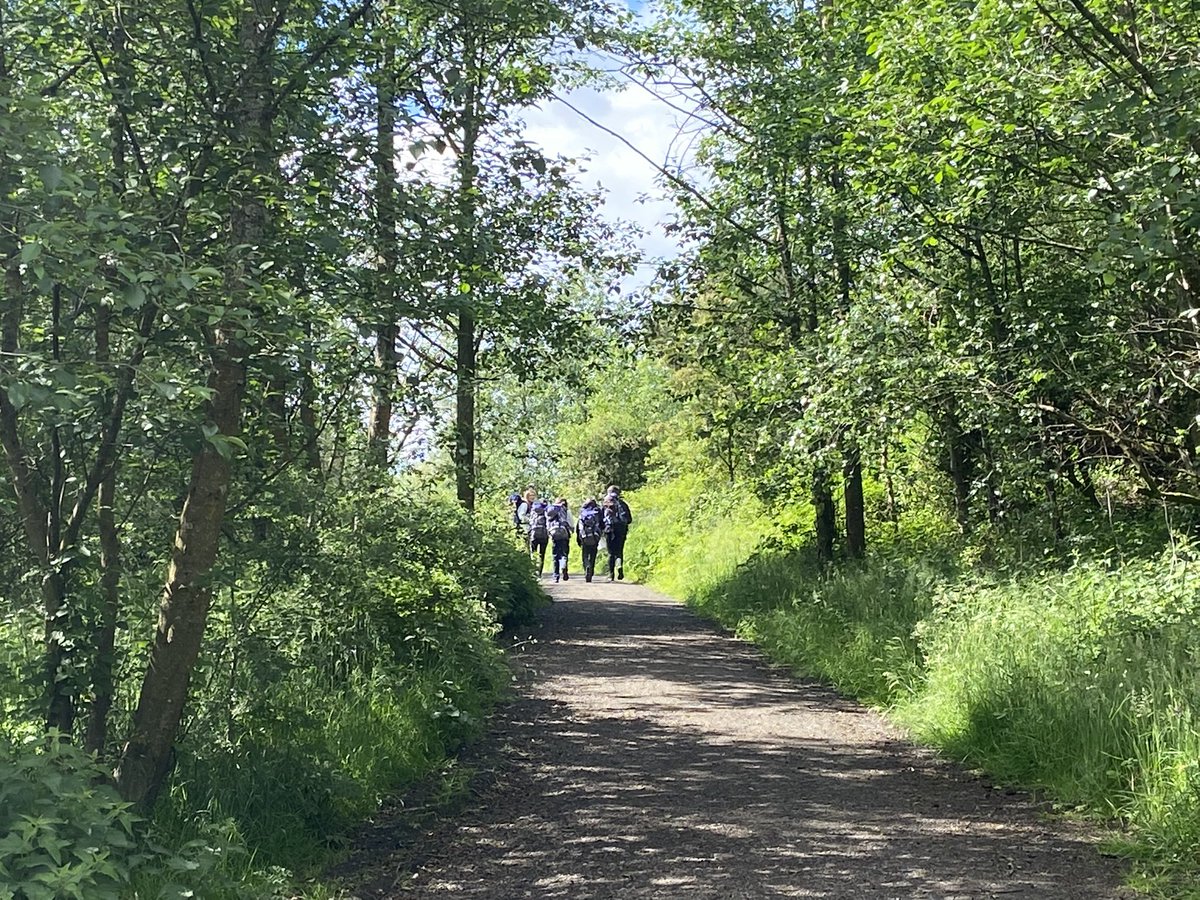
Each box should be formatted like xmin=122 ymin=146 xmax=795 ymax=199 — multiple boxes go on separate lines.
xmin=562 ymin=570 xmax=569 ymax=581
xmin=554 ymin=573 xmax=560 ymax=583
xmin=617 ymin=558 xmax=624 ymax=580
xmin=585 ymin=574 xmax=592 ymax=582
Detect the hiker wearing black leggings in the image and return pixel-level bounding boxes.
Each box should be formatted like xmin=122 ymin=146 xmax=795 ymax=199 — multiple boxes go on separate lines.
xmin=526 ymin=499 xmax=550 ymax=576
xmin=576 ymin=498 xmax=603 ymax=582
xmin=602 ymin=487 xmax=633 ymax=582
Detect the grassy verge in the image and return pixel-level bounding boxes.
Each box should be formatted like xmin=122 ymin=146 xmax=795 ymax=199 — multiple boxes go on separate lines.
xmin=626 ymin=478 xmax=1200 ymax=898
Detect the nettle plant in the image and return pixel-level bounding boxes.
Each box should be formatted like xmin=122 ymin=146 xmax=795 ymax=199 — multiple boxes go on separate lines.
xmin=0 ymin=734 xmax=138 ymax=899
xmin=0 ymin=735 xmax=241 ymax=900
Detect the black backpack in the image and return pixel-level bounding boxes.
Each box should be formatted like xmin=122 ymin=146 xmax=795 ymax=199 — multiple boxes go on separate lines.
xmin=528 ymin=506 xmax=549 ymax=542
xmin=578 ymin=508 xmax=602 ymax=546
xmin=549 ymin=509 xmax=571 ymax=542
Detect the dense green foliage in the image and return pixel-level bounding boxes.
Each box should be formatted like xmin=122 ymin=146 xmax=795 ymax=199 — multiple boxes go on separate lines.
xmin=8 ymin=0 xmax=1200 ymax=894
xmin=632 ymin=0 xmax=1200 ymax=552
xmin=1 ymin=0 xmax=608 ymax=893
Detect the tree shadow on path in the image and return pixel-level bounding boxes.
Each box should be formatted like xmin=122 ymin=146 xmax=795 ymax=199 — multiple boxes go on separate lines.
xmin=343 ymin=582 xmax=1133 ymax=899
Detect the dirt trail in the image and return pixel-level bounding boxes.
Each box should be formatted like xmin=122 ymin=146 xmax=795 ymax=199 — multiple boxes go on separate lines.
xmin=343 ymin=579 xmax=1132 ymax=898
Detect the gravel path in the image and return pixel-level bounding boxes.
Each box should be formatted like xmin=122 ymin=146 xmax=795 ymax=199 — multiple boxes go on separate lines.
xmin=343 ymin=579 xmax=1133 ymax=898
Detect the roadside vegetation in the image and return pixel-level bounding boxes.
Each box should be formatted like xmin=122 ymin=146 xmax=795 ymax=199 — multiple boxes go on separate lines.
xmin=619 ymin=459 xmax=1200 ymax=897
xmin=6 ymin=0 xmax=1200 ymax=895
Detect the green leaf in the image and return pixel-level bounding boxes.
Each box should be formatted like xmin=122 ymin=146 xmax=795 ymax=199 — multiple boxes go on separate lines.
xmin=40 ymin=164 xmax=63 ymax=191
xmin=121 ymin=283 xmax=147 ymax=309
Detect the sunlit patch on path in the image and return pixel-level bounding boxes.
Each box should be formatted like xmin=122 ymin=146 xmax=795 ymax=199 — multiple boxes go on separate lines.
xmin=345 ymin=581 xmax=1132 ymax=898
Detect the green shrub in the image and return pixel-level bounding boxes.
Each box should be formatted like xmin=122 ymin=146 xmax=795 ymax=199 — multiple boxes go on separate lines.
xmin=0 ymin=735 xmax=138 ymax=900
xmin=142 ymin=482 xmax=535 ymax=883
xmin=0 ymin=735 xmax=247 ymax=900
xmin=632 ymin=471 xmax=1200 ymax=891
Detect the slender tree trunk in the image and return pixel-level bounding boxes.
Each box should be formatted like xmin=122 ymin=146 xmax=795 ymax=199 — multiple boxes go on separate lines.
xmin=944 ymin=421 xmax=973 ymax=535
xmin=367 ymin=324 xmax=395 ymax=466
xmin=116 ymin=0 xmax=272 ymax=808
xmin=300 ymin=361 xmax=322 ymax=473
xmin=813 ymin=466 xmax=837 ymax=564
xmin=85 ymin=454 xmax=121 ymax=753
xmin=454 ymin=31 xmax=480 ymax=510
xmin=368 ymin=41 xmax=398 ymax=468
xmin=843 ymin=443 xmax=865 ymax=558
xmin=43 ymin=285 xmax=75 ymax=733
xmin=455 ymin=308 xmax=477 ymax=509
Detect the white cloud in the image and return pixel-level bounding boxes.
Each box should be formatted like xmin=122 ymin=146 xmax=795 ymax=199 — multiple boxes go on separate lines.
xmin=521 ymin=81 xmax=694 ymax=293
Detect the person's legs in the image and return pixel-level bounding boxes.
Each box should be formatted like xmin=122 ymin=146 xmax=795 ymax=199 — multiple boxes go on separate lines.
xmin=582 ymin=544 xmax=596 ymax=581
xmin=551 ymin=538 xmax=568 ymax=581
xmin=533 ymin=536 xmax=548 ymax=575
xmin=609 ymin=529 xmax=627 ymax=580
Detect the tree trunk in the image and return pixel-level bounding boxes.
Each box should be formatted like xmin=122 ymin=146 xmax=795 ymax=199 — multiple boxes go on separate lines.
xmin=942 ymin=413 xmax=973 ymax=535
xmin=453 ymin=32 xmax=480 ymax=510
xmin=455 ymin=308 xmax=477 ymax=509
xmin=813 ymin=464 xmax=837 ymax=564
xmin=85 ymin=459 xmax=121 ymax=754
xmin=115 ymin=0 xmax=271 ymax=808
xmin=843 ymin=443 xmax=865 ymax=558
xmin=368 ymin=42 xmax=398 ymax=469
xmin=367 ymin=323 xmax=396 ymax=467
xmin=299 ymin=361 xmax=322 ymax=473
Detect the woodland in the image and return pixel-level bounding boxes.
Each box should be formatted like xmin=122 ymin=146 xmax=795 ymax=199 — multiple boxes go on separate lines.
xmin=2 ymin=0 xmax=1200 ymax=897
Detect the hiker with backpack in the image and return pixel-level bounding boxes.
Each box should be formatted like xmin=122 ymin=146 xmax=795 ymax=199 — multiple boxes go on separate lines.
xmin=515 ymin=487 xmax=537 ymax=532
xmin=548 ymin=498 xmax=574 ymax=582
xmin=508 ymin=492 xmax=524 ymax=543
xmin=602 ymin=486 xmax=633 ymax=582
xmin=576 ymin=498 xmax=603 ymax=582
xmin=527 ymin=498 xmax=550 ymax=576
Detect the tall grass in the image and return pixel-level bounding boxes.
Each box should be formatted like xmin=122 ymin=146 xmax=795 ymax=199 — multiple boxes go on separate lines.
xmin=628 ymin=475 xmax=1200 ymax=895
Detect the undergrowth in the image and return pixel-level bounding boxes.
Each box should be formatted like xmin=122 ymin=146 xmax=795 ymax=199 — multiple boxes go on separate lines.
xmin=627 ymin=474 xmax=1200 ymax=898
xmin=0 ymin=483 xmax=545 ymax=899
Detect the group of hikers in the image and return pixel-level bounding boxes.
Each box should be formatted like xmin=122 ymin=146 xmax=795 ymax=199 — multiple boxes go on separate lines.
xmin=509 ymin=486 xmax=633 ymax=583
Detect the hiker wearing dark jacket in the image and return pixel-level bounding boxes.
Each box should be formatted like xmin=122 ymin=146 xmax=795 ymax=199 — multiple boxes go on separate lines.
xmin=575 ymin=497 xmax=603 ymax=582
xmin=526 ymin=499 xmax=550 ymax=576
xmin=602 ymin=485 xmax=633 ymax=582
xmin=508 ymin=492 xmax=523 ymax=542
xmin=548 ymin=498 xmax=574 ymax=583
